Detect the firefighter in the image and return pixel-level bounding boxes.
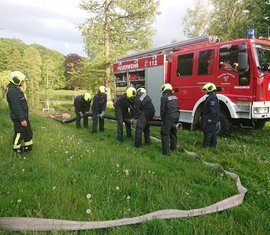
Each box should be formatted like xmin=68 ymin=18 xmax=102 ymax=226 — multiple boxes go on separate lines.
xmin=74 ymin=93 xmax=91 ymax=129
xmin=91 ymin=85 xmax=107 ymax=133
xmin=202 ymin=82 xmax=220 ymax=148
xmin=219 ymin=59 xmax=233 ymax=71
xmin=160 ymin=83 xmax=180 ymax=155
xmin=6 ymin=71 xmax=33 ymax=154
xmin=114 ymin=87 xmax=136 ymax=142
xmin=133 ymin=88 xmax=155 ymax=148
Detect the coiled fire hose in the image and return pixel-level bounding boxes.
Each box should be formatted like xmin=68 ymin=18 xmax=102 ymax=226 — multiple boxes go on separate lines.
xmin=0 ymin=145 xmax=247 ymax=232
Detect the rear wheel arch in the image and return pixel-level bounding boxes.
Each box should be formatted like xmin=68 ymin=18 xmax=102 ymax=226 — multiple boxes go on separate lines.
xmin=192 ymin=100 xmax=232 ymax=136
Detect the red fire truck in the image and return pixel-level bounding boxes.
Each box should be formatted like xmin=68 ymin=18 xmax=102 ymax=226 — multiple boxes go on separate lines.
xmin=113 ymin=32 xmax=270 ymax=135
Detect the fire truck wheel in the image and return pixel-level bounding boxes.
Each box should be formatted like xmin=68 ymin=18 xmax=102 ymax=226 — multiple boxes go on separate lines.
xmin=216 ymin=112 xmax=231 ymax=136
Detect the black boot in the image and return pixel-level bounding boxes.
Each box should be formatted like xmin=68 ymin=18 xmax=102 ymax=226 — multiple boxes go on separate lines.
xmin=13 ymin=148 xmax=23 ymax=154
xmin=24 ymin=145 xmax=32 ymax=153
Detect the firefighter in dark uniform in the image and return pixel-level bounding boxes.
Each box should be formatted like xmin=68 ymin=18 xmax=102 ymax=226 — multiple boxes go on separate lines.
xmin=6 ymin=71 xmax=33 ymax=154
xmin=114 ymin=87 xmax=136 ymax=142
xmin=134 ymin=88 xmax=155 ymax=148
xmin=74 ymin=93 xmax=91 ymax=129
xmin=202 ymin=82 xmax=220 ymax=147
xmin=91 ymin=86 xmax=107 ymax=133
xmin=160 ymin=83 xmax=180 ymax=155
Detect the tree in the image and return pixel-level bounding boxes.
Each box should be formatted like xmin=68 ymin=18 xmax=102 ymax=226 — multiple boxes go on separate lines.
xmin=22 ymin=47 xmax=42 ymax=93
xmin=208 ymin=0 xmax=249 ymax=40
xmin=182 ymin=0 xmax=211 ymax=38
xmin=0 ymin=38 xmax=26 ymax=71
xmin=246 ymin=0 xmax=270 ymax=37
xmin=64 ymin=53 xmax=83 ymax=90
xmin=6 ymin=49 xmax=23 ymax=71
xmin=79 ymin=0 xmax=160 ymax=88
xmin=0 ymin=70 xmax=10 ymax=99
xmin=33 ymin=44 xmax=66 ymax=89
xmin=183 ymin=0 xmax=270 ymax=41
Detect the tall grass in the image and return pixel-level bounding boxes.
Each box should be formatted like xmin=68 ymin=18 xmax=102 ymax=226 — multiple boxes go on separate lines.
xmin=0 ymin=104 xmax=269 ymax=234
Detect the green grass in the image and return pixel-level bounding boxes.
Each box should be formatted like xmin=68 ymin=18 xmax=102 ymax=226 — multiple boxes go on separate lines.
xmin=0 ymin=104 xmax=269 ymax=234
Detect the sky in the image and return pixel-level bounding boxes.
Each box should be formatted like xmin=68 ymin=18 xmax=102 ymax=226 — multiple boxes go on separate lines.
xmin=0 ymin=0 xmax=194 ymax=57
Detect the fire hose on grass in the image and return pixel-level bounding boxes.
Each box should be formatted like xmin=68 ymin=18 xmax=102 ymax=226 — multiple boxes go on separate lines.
xmin=50 ymin=112 xmax=183 ymax=130
xmin=0 ymin=113 xmax=247 ymax=231
xmin=0 ymin=147 xmax=247 ymax=231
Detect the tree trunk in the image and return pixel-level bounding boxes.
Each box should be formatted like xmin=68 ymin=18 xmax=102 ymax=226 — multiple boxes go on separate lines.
xmin=104 ymin=0 xmax=111 ymax=88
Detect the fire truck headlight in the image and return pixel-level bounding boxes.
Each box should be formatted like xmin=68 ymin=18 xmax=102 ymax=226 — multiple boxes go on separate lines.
xmin=253 ymin=107 xmax=269 ymax=114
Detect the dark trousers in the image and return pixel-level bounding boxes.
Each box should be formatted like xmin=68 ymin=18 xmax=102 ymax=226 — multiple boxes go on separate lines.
xmin=76 ymin=113 xmax=88 ymax=128
xmin=135 ymin=112 xmax=154 ymax=148
xmin=115 ymin=108 xmax=132 ymax=142
xmin=92 ymin=111 xmax=104 ymax=133
xmin=160 ymin=116 xmax=179 ymax=155
xmin=203 ymin=123 xmax=217 ymax=147
xmin=12 ymin=119 xmax=33 ymax=152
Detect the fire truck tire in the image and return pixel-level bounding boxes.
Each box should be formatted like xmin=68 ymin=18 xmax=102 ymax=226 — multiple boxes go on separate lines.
xmin=216 ymin=111 xmax=231 ymax=136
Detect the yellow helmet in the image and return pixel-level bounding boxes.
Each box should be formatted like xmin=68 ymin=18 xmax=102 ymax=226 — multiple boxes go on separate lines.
xmin=8 ymin=71 xmax=26 ymax=85
xmin=99 ymin=85 xmax=107 ymax=94
xmin=160 ymin=83 xmax=173 ymax=93
xmin=84 ymin=93 xmax=92 ymax=101
xmin=202 ymin=83 xmax=216 ymax=93
xmin=137 ymin=87 xmax=146 ymax=94
xmin=126 ymin=87 xmax=136 ymax=99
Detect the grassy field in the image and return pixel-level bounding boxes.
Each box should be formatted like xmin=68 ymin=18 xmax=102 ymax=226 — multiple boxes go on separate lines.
xmin=0 ymin=104 xmax=269 ymax=234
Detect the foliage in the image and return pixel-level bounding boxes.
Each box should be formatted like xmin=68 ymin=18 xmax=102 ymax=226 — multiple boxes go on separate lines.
xmin=0 ymin=38 xmax=27 ymax=71
xmin=0 ymin=70 xmax=11 ymax=98
xmin=79 ymin=0 xmax=160 ymax=86
xmin=246 ymin=0 xmax=270 ymax=37
xmin=182 ymin=0 xmax=270 ymax=40
xmin=22 ymin=47 xmax=42 ymax=93
xmin=182 ymin=0 xmax=211 ymax=38
xmin=6 ymin=49 xmax=24 ymax=72
xmin=64 ymin=53 xmax=84 ymax=90
xmin=207 ymin=0 xmax=249 ymax=40
xmin=0 ymin=38 xmax=67 ymax=94
xmin=0 ymin=103 xmax=269 ymax=234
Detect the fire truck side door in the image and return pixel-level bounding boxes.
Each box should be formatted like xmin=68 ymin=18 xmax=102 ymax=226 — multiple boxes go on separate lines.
xmin=170 ymin=52 xmax=195 ymax=112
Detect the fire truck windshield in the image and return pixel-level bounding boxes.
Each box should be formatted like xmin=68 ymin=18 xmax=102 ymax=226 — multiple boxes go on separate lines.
xmin=254 ymin=43 xmax=270 ymax=72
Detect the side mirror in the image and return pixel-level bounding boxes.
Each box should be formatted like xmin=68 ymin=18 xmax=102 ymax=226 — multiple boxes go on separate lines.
xmin=238 ymin=43 xmax=249 ymax=72
xmin=238 ymin=43 xmax=248 ymax=52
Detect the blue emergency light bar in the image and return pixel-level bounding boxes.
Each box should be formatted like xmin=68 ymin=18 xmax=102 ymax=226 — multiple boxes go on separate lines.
xmin=247 ymin=29 xmax=255 ymax=39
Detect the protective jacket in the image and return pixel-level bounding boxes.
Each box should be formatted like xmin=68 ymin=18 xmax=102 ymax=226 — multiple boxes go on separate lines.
xmin=92 ymin=93 xmax=107 ymax=114
xmin=91 ymin=93 xmax=107 ymax=133
xmin=74 ymin=95 xmax=91 ymax=113
xmin=202 ymin=91 xmax=220 ymax=148
xmin=134 ymin=92 xmax=155 ymax=147
xmin=134 ymin=92 xmax=155 ymax=119
xmin=114 ymin=94 xmax=134 ymax=113
xmin=114 ymin=94 xmax=134 ymax=142
xmin=6 ymin=83 xmax=33 ymax=153
xmin=160 ymin=91 xmax=180 ymax=155
xmin=160 ymin=91 xmax=180 ymax=121
xmin=6 ymin=83 xmax=28 ymax=121
xmin=202 ymin=92 xmax=219 ymax=125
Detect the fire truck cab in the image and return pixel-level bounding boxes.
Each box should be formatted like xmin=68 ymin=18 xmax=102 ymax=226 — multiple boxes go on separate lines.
xmin=113 ymin=32 xmax=270 ymax=135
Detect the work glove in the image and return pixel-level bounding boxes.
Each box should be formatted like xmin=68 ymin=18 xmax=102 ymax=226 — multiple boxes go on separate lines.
xmin=130 ymin=118 xmax=137 ymax=125
xmin=100 ymin=111 xmax=105 ymax=119
xmin=79 ymin=112 xmax=83 ymax=117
